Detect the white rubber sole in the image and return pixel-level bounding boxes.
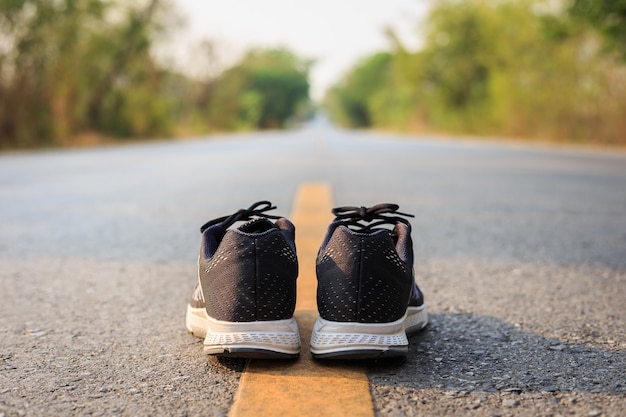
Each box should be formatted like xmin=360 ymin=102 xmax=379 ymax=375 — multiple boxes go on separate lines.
xmin=310 ymin=304 xmax=428 ymax=359
xmin=404 ymin=304 xmax=429 ymax=335
xmin=186 ymin=305 xmax=301 ymax=358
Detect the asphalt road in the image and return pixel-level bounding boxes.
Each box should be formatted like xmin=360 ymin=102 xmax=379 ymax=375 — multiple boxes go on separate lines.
xmin=1 ymin=124 xmax=625 ymax=416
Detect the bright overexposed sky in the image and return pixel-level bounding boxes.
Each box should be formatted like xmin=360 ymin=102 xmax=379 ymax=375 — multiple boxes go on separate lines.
xmin=168 ymin=0 xmax=430 ymax=100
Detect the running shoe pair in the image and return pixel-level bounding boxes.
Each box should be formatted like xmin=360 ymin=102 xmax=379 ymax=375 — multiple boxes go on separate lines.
xmin=185 ymin=201 xmax=428 ymax=359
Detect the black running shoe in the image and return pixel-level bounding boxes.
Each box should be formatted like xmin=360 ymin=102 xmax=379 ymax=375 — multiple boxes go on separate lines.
xmin=185 ymin=201 xmax=300 ymax=359
xmin=311 ymin=204 xmax=428 ymax=359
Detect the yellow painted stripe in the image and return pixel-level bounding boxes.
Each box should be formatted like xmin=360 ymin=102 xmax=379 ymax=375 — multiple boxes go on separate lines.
xmin=229 ymin=182 xmax=376 ymax=417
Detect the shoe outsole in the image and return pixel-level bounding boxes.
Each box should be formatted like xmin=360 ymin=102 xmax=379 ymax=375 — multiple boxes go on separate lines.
xmin=186 ymin=303 xmax=426 ymax=360
xmin=310 ymin=305 xmax=428 ymax=360
xmin=312 ymin=346 xmax=408 ymax=360
xmin=204 ymin=347 xmax=299 ymax=359
xmin=186 ymin=304 xmax=301 ymax=359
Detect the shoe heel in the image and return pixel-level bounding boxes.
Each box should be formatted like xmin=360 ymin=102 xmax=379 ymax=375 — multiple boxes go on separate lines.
xmin=310 ymin=315 xmax=409 ymax=359
xmin=203 ymin=316 xmax=301 ymax=359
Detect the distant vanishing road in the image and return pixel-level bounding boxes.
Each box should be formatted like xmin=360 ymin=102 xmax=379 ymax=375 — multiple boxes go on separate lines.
xmin=1 ymin=123 xmax=625 ymax=416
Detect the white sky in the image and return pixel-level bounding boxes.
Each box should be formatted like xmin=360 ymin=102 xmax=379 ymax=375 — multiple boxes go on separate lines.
xmin=168 ymin=0 xmax=430 ymax=100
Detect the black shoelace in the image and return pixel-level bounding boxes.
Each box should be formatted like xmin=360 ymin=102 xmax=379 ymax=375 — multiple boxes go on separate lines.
xmin=200 ymin=201 xmax=281 ymax=233
xmin=332 ymin=203 xmax=414 ymax=232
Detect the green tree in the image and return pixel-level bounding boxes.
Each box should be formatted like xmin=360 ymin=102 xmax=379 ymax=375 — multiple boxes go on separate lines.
xmin=241 ymin=48 xmax=311 ymax=128
xmin=206 ymin=48 xmax=311 ymax=130
xmin=0 ymin=0 xmax=178 ymax=148
xmin=325 ymin=0 xmax=626 ymax=145
xmin=570 ymin=0 xmax=626 ymax=59
xmin=413 ymin=0 xmax=626 ymax=142
xmin=325 ymin=52 xmax=392 ymax=127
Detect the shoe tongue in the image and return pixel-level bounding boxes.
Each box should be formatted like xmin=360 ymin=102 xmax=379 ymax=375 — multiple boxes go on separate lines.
xmin=239 ymin=218 xmax=275 ymax=234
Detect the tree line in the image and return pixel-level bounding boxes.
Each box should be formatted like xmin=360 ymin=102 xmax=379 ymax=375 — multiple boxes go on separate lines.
xmin=324 ymin=0 xmax=626 ymax=145
xmin=2 ymin=0 xmax=624 ymax=149
xmin=0 ymin=0 xmax=311 ymax=149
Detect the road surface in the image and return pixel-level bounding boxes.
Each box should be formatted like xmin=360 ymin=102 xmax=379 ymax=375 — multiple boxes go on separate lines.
xmin=1 ymin=124 xmax=625 ymax=416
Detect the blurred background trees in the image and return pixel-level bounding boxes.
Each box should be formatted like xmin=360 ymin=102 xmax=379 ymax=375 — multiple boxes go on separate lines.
xmin=0 ymin=0 xmax=177 ymax=148
xmin=204 ymin=48 xmax=311 ymax=131
xmin=0 ymin=0 xmax=311 ymax=149
xmin=1 ymin=0 xmax=624 ymax=149
xmin=325 ymin=0 xmax=626 ymax=145
xmin=570 ymin=0 xmax=626 ymax=60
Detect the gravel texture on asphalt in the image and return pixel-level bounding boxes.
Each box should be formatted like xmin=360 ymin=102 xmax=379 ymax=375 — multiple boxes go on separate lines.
xmin=2 ymin=258 xmax=623 ymax=416
xmin=0 ymin=259 xmax=244 ymax=417
xmin=368 ymin=259 xmax=625 ymax=417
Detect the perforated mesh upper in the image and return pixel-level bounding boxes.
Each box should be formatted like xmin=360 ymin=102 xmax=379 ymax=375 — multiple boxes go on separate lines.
xmin=199 ymin=219 xmax=298 ymax=322
xmin=316 ymin=224 xmax=416 ymax=323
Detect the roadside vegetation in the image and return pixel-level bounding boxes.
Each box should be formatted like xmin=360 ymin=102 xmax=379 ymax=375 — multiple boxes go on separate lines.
xmin=0 ymin=0 xmax=312 ymax=149
xmin=1 ymin=0 xmax=624 ymax=149
xmin=324 ymin=0 xmax=626 ymax=146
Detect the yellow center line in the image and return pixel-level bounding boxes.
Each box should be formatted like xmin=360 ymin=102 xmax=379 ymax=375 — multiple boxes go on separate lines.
xmin=229 ymin=182 xmax=375 ymax=417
